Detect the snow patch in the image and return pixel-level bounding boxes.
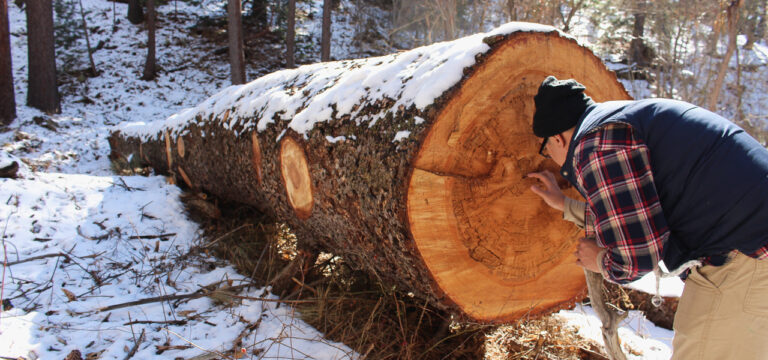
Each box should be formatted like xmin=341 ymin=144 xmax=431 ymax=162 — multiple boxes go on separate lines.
xmin=392 ymin=130 xmax=411 ymax=142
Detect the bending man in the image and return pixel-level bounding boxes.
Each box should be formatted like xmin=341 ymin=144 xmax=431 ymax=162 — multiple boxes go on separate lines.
xmin=528 ymin=76 xmax=768 ymax=360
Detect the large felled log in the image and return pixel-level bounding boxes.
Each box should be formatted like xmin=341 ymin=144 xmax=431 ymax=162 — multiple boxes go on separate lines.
xmin=109 ymin=23 xmax=631 ymax=322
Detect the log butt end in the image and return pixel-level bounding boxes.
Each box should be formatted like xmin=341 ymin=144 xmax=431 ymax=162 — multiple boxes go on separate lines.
xmin=406 ymin=31 xmax=631 ymax=322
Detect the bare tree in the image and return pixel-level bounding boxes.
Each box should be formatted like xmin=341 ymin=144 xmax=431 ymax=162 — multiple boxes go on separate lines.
xmin=707 ymin=0 xmax=742 ymax=111
xmin=741 ymin=0 xmax=767 ymax=49
xmin=628 ymin=0 xmax=652 ymax=67
xmin=78 ymin=0 xmax=97 ymax=76
xmin=26 ymin=0 xmax=60 ymax=113
xmin=321 ymin=0 xmax=332 ymax=61
xmin=247 ymin=0 xmax=268 ymax=29
xmin=0 ymin=0 xmax=15 ymax=125
xmin=228 ymin=0 xmax=246 ymax=84
xmin=561 ymin=0 xmax=586 ymax=33
xmin=128 ymin=0 xmax=144 ymax=24
xmin=287 ymin=0 xmax=296 ymax=68
xmin=141 ymin=0 xmax=157 ymax=80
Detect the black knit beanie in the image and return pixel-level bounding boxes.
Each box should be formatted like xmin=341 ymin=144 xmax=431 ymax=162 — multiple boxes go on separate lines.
xmin=532 ymin=76 xmax=594 ymax=138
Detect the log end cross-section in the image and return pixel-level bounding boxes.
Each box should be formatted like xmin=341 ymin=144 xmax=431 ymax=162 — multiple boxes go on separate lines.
xmin=407 ymin=33 xmax=631 ymax=322
xmin=280 ymin=136 xmax=314 ymax=220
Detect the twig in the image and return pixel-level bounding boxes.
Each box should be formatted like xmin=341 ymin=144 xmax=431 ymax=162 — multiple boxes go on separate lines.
xmin=203 ymin=224 xmax=252 ymax=249
xmin=164 ymin=328 xmax=231 ymax=360
xmin=128 ymin=233 xmax=176 ymax=240
xmin=5 ymin=252 xmax=70 ymax=267
xmin=125 ymin=319 xmax=188 ymax=326
xmin=123 ymin=328 xmax=145 ymax=360
xmin=113 ymin=177 xmax=142 ymax=191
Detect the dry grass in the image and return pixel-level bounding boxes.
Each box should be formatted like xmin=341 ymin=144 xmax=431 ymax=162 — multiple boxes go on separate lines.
xmin=181 ymin=193 xmax=621 ymax=359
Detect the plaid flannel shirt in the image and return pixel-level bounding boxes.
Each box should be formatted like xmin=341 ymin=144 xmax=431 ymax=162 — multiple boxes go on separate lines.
xmin=573 ymin=123 xmax=768 ymax=284
xmin=573 ymin=123 xmax=668 ymax=284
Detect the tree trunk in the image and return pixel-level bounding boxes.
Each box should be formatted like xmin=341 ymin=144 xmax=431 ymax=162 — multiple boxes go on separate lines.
xmin=321 ymin=0 xmax=331 ymax=61
xmin=228 ymin=0 xmax=246 ymax=84
xmin=707 ymin=0 xmax=742 ymax=111
xmin=128 ymin=0 xmax=144 ymax=24
xmin=248 ymin=0 xmax=268 ymax=29
xmin=109 ymin=29 xmax=631 ymax=322
xmin=286 ymin=0 xmax=295 ymax=68
xmin=26 ymin=0 xmax=60 ymax=114
xmin=0 ymin=0 xmax=15 ymax=125
xmin=141 ymin=0 xmax=156 ymax=81
xmin=627 ymin=0 xmax=651 ymax=68
xmin=79 ymin=0 xmax=98 ymax=76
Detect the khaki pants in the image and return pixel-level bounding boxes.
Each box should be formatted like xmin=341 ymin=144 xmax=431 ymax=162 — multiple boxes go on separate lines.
xmin=672 ymin=252 xmax=768 ymax=360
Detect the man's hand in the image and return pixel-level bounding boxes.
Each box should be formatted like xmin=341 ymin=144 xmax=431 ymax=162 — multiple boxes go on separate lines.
xmin=527 ymin=171 xmax=566 ymax=211
xmin=575 ymin=237 xmax=602 ymax=273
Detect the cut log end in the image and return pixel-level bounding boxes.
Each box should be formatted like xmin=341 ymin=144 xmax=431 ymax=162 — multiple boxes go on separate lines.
xmin=280 ymin=136 xmax=313 ymax=219
xmin=407 ymin=32 xmax=631 ymax=322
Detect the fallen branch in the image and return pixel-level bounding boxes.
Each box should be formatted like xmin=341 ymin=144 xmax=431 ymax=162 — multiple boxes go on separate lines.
xmin=123 ymin=328 xmax=145 ymax=360
xmin=6 ymin=252 xmax=70 ymax=266
xmin=164 ymin=328 xmax=229 ymax=359
xmin=584 ymin=270 xmax=627 ymax=360
xmin=128 ymin=233 xmax=176 ymax=240
xmin=124 ymin=319 xmax=188 ymax=326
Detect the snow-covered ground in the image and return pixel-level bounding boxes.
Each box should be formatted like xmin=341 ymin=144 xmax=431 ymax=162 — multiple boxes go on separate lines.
xmin=4 ymin=1 xmax=761 ymax=359
xmin=1 ymin=1 xmax=354 ymax=359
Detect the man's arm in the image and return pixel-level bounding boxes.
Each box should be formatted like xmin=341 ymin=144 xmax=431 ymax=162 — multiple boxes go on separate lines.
xmin=526 ymin=171 xmax=586 ymax=227
xmin=574 ymin=125 xmax=669 ymax=284
xmin=563 ymin=197 xmax=586 ymax=228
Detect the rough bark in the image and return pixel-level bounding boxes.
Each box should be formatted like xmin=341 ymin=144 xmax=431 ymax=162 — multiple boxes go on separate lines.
xmin=109 ymin=30 xmax=631 ymax=322
xmin=0 ymin=0 xmax=15 ymax=125
xmin=26 ymin=0 xmax=60 ymax=113
xmin=321 ymin=0 xmax=331 ymax=61
xmin=286 ymin=0 xmax=296 ymax=68
xmin=128 ymin=0 xmax=144 ymax=24
xmin=141 ymin=0 xmax=156 ymax=81
xmin=228 ymin=0 xmax=246 ymax=84
xmin=627 ymin=0 xmax=652 ymax=68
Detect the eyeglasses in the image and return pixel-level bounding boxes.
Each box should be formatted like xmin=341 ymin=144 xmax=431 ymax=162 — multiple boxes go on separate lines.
xmin=538 ymin=137 xmax=551 ymax=159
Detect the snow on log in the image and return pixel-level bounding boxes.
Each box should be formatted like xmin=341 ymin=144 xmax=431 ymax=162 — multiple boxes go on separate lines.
xmin=109 ymin=22 xmax=631 ymax=322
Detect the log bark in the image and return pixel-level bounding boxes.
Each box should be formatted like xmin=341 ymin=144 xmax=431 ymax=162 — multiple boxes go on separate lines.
xmin=109 ymin=27 xmax=631 ymax=322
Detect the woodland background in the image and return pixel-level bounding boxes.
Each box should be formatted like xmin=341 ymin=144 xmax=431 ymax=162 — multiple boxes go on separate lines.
xmin=3 ymin=0 xmax=768 ymax=143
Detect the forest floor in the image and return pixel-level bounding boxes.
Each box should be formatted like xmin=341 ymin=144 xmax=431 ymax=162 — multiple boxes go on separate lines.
xmin=0 ymin=0 xmax=738 ymax=359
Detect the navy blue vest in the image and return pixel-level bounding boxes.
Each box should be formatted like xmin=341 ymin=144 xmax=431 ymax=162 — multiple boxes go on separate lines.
xmin=560 ymin=99 xmax=768 ymax=271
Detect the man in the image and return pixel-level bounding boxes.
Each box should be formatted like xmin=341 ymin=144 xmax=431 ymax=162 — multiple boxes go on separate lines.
xmin=527 ymin=76 xmax=768 ymax=360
